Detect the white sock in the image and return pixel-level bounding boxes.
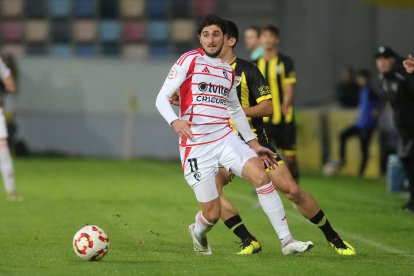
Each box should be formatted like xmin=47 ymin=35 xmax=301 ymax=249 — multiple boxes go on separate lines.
xmin=194 ymin=211 xmax=215 ymax=236
xmin=0 ymin=141 xmax=15 ymax=195
xmin=256 ymin=182 xmax=291 ymax=242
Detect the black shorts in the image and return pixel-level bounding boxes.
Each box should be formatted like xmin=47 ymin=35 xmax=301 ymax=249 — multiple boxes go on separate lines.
xmin=256 ymin=128 xmax=285 ymax=166
xmin=264 ymin=121 xmax=297 ymax=156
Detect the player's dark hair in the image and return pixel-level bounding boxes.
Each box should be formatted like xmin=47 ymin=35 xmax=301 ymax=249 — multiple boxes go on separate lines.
xmin=261 ymin=25 xmax=280 ymax=37
xmin=246 ymin=26 xmax=261 ymax=37
xmin=225 ymin=20 xmax=239 ymax=48
xmin=197 ymin=15 xmax=227 ymax=35
xmin=356 ymin=69 xmax=371 ymax=80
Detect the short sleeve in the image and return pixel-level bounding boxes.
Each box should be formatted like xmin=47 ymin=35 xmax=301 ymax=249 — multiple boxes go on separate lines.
xmin=247 ymin=65 xmax=272 ymax=104
xmin=283 ymin=56 xmax=296 ymax=84
xmin=0 ymin=57 xmax=11 ymax=80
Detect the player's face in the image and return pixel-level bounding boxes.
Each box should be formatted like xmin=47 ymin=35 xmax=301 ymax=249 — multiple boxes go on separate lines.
xmin=244 ymin=29 xmax=259 ymax=51
xmin=199 ymin=25 xmax=225 ymax=58
xmin=375 ymin=57 xmax=395 ymax=73
xmin=260 ymin=31 xmax=279 ymax=50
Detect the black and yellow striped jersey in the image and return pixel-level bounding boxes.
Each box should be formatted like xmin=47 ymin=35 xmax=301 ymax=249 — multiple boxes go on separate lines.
xmin=256 ymin=53 xmax=296 ymax=125
xmin=230 ymin=57 xmax=272 ymax=139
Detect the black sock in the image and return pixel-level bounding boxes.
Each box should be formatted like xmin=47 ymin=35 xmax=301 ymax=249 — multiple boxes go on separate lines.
xmin=224 ymin=215 xmax=254 ymax=242
xmin=310 ymin=210 xmax=342 ymax=244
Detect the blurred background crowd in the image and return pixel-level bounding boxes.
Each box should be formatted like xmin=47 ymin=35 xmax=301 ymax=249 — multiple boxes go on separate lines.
xmin=0 ymin=0 xmax=412 ymax=184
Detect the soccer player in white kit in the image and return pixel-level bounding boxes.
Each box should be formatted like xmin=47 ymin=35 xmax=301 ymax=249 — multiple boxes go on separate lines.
xmin=0 ymin=55 xmax=20 ymax=201
xmin=155 ymin=15 xmax=312 ymax=255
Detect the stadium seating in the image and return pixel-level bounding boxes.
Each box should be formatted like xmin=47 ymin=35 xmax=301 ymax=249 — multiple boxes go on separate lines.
xmin=49 ymin=0 xmax=71 ymax=18
xmin=122 ymin=20 xmax=146 ymax=42
xmin=26 ymin=43 xmax=47 ymax=55
xmin=148 ymin=20 xmax=168 ymax=42
xmin=1 ymin=0 xmax=24 ymax=18
xmin=75 ymin=43 xmax=97 ymax=57
xmin=25 ymin=0 xmax=47 ymax=18
xmin=146 ymin=0 xmax=167 ymax=18
xmin=0 ymin=0 xmax=206 ymax=57
xmin=0 ymin=21 xmax=23 ymax=42
xmin=51 ymin=44 xmax=73 ymax=57
xmin=73 ymin=0 xmax=96 ymax=18
xmin=171 ymin=19 xmax=194 ymax=43
xmin=25 ymin=20 xmax=49 ymax=42
xmin=51 ymin=20 xmax=71 ymax=42
xmin=99 ymin=0 xmax=119 ymax=19
xmin=73 ymin=20 xmax=97 ymax=42
xmin=99 ymin=20 xmax=121 ymax=42
xmin=122 ymin=44 xmax=148 ymax=58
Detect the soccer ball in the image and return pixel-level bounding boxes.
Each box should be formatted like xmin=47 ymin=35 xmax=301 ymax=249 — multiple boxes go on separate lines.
xmin=322 ymin=161 xmax=340 ymax=177
xmin=73 ymin=225 xmax=109 ymax=261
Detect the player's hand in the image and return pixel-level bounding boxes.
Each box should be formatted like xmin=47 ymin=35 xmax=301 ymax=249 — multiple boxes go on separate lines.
xmin=169 ymin=93 xmax=180 ymax=106
xmin=171 ymin=119 xmax=194 ymax=140
xmin=281 ymin=102 xmax=289 ymax=115
xmin=248 ymin=140 xmax=277 ymax=169
xmin=256 ymin=147 xmax=278 ymax=169
xmin=403 ymin=54 xmax=414 ymax=74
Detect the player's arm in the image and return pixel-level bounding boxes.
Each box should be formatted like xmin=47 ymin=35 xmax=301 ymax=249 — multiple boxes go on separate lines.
xmin=243 ymin=65 xmax=273 ymax=117
xmin=155 ymin=64 xmax=193 ymax=139
xmin=0 ymin=58 xmax=15 ymax=93
xmin=282 ymin=83 xmax=294 ymax=115
xmin=281 ymin=57 xmax=297 ymax=115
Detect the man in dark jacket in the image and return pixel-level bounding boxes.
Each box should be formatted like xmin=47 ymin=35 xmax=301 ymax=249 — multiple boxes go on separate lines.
xmin=375 ymin=46 xmax=414 ymax=212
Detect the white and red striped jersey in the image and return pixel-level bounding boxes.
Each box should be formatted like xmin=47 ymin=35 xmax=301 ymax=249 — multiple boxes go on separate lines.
xmin=156 ymin=48 xmax=256 ymax=147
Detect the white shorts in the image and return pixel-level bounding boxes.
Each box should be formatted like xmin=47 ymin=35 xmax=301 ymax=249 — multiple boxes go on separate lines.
xmin=180 ymin=131 xmax=258 ymax=203
xmin=0 ymin=110 xmax=8 ymax=139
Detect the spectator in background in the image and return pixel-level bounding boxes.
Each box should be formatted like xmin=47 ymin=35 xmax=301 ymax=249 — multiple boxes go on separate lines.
xmin=243 ymin=26 xmax=264 ymax=61
xmin=403 ymin=54 xmax=414 ymax=73
xmin=336 ymin=66 xmax=360 ymax=108
xmin=0 ymin=53 xmax=21 ymax=201
xmin=0 ymin=53 xmax=18 ymax=152
xmin=337 ymin=70 xmax=379 ymax=177
xmin=375 ymin=46 xmax=414 ymax=213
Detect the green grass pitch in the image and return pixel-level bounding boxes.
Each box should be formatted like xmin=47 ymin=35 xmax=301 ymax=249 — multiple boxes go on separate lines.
xmin=0 ymin=158 xmax=413 ymax=275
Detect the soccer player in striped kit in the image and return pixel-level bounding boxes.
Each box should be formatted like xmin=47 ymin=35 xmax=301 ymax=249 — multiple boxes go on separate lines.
xmin=155 ymin=15 xmax=312 ymax=255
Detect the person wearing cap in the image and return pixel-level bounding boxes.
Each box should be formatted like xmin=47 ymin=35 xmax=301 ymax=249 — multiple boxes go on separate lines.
xmin=375 ymin=46 xmax=414 ymax=212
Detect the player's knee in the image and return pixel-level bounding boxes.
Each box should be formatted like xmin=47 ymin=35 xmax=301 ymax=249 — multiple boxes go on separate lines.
xmin=254 ymin=171 xmax=271 ymax=187
xmin=204 ymin=209 xmax=220 ymax=223
xmin=284 ymin=182 xmax=303 ymax=203
xmin=203 ymin=204 xmax=221 ymax=223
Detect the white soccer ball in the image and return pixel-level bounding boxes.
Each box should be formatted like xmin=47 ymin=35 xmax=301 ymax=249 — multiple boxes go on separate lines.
xmin=73 ymin=225 xmax=109 ymax=261
xmin=322 ymin=161 xmax=339 ymax=177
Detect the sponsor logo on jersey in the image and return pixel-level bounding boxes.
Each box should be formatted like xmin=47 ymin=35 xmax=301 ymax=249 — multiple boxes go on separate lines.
xmin=202 ymin=66 xmax=210 ymax=73
xmin=193 ymin=171 xmax=201 ymax=181
xmin=258 ymin=85 xmax=271 ymax=96
xmin=197 ymin=82 xmax=229 ymax=96
xmin=223 ymin=70 xmax=229 ymax=79
xmin=234 ymin=76 xmax=241 ymax=87
xmin=198 ymin=82 xmax=208 ymax=92
xmin=168 ymin=67 xmax=177 ymax=79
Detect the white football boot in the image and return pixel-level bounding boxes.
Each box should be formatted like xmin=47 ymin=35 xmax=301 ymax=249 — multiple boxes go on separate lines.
xmin=188 ymin=223 xmax=212 ymax=255
xmin=282 ymin=240 xmax=314 ymax=255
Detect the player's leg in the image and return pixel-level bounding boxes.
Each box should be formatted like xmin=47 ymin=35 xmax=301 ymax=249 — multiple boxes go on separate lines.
xmin=189 ymin=177 xmax=221 ymax=255
xmin=268 ymin=164 xmax=356 ymax=255
xmin=279 ymin=121 xmax=300 ymax=183
xmin=181 ymin=147 xmax=220 ymax=255
xmin=339 ymin=125 xmax=359 ymax=166
xmin=0 ymin=110 xmax=19 ymax=201
xmin=221 ymin=134 xmax=313 ymax=255
xmin=216 ymin=168 xmax=261 ymax=254
xmin=400 ymin=156 xmax=414 ymax=212
xmin=358 ymin=129 xmax=373 ymax=177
